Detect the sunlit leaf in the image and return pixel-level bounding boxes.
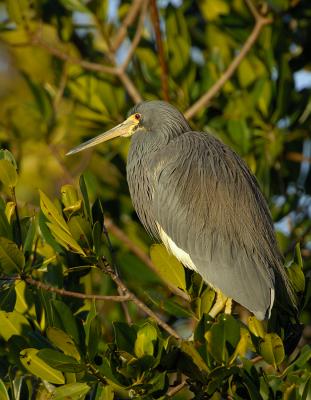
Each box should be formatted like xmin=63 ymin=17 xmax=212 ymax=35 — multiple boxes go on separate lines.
xmin=20 ymin=348 xmax=65 ymax=384
xmin=39 ymin=190 xmax=71 ymax=235
xmin=0 ymin=237 xmax=25 ymax=273
xmin=199 ymin=0 xmax=230 ymax=20
xmin=0 ymin=208 xmax=12 ymax=239
xmin=259 ymin=333 xmax=285 ymax=368
xmin=51 ymin=383 xmax=91 ymax=400
xmin=59 ymin=0 xmax=91 ymax=13
xmin=205 ymin=314 xmax=240 ymax=364
xmin=181 ymin=341 xmax=209 ymax=372
xmin=0 ymin=310 xmax=31 ymax=341
xmin=47 ymin=221 xmax=85 ymax=255
xmin=248 ymin=316 xmax=265 ymax=339
xmin=37 ymin=349 xmax=85 ymax=373
xmin=134 ymin=322 xmax=158 ymax=358
xmin=0 ymin=379 xmax=9 ymax=400
xmin=46 ymin=327 xmax=81 ymax=361
xmin=150 ymin=244 xmax=186 ymax=290
xmin=0 ymin=159 xmax=17 ymax=188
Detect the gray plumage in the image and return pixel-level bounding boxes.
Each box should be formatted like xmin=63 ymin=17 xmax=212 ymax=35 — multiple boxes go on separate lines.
xmin=127 ymin=101 xmax=294 ymax=320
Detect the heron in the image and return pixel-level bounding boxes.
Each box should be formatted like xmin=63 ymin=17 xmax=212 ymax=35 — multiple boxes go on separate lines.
xmin=67 ymin=100 xmax=299 ymax=343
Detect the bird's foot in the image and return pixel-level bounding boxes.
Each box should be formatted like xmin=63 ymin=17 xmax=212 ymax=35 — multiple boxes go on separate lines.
xmin=209 ymin=290 xmax=230 ymax=318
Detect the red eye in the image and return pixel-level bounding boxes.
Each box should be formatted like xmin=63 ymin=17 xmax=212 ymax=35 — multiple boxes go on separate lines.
xmin=134 ymin=113 xmax=141 ymax=120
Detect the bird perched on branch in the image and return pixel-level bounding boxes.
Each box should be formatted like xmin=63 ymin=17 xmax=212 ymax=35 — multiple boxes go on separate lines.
xmin=68 ymin=100 xmax=300 ymax=350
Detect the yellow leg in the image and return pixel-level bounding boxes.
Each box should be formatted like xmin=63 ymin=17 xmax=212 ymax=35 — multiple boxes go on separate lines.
xmin=225 ymin=298 xmax=232 ymax=314
xmin=209 ymin=290 xmax=228 ymax=318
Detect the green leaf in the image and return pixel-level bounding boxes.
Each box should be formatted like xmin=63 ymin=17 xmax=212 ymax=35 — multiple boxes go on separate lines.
xmin=47 ymin=221 xmax=85 ymax=255
xmin=0 ymin=237 xmax=24 ymax=273
xmin=181 ymin=342 xmax=209 ymax=372
xmin=20 ymin=348 xmax=65 ymax=384
xmin=0 ymin=208 xmax=12 ymax=240
xmin=84 ymin=300 xmax=97 ymax=344
xmin=248 ymin=316 xmax=265 ymax=338
xmin=287 ymin=263 xmax=305 ymax=293
xmin=0 ymin=159 xmax=18 ymax=188
xmin=23 ymin=217 xmax=36 ymax=254
xmin=0 ymin=310 xmax=31 ymax=341
xmin=87 ymin=315 xmax=101 ymax=361
xmin=113 ymin=322 xmax=137 ymax=355
xmin=51 ymin=383 xmax=90 ymax=400
xmin=0 ymin=378 xmax=10 ymax=400
xmin=46 ymin=327 xmax=81 ymax=361
xmin=59 ymin=0 xmax=91 ymax=13
xmin=79 ymin=175 xmax=92 ymax=223
xmin=259 ymin=333 xmax=285 ymax=368
xmin=150 ymin=244 xmax=186 ymax=290
xmin=0 ymin=282 xmax=16 ymax=311
xmin=134 ymin=322 xmax=158 ymax=358
xmin=95 ymin=385 xmax=114 ymax=400
xmin=52 ymin=300 xmax=80 ymax=345
xmin=0 ymin=150 xmax=17 ymax=168
xmin=39 ymin=190 xmax=71 ymax=235
xmin=199 ymin=0 xmax=230 ymax=20
xmin=15 ymin=280 xmax=36 ymax=318
xmin=67 ymin=215 xmax=91 ymax=248
xmin=205 ymin=314 xmax=240 ymax=364
xmin=37 ymin=349 xmax=85 ymax=373
xmin=61 ymin=184 xmax=79 ymax=208
xmin=5 ymin=202 xmax=15 ymax=224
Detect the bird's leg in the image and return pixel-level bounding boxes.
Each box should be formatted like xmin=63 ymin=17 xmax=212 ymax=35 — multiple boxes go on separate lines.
xmin=225 ymin=298 xmax=232 ymax=314
xmin=209 ymin=290 xmax=228 ymax=318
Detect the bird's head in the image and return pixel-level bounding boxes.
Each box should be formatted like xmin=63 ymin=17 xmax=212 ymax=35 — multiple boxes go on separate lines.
xmin=67 ymin=100 xmax=190 ymax=155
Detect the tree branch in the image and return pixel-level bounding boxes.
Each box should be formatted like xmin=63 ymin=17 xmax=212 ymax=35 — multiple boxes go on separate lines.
xmin=117 ymin=69 xmax=143 ymax=103
xmin=120 ymin=0 xmax=148 ymax=72
xmin=111 ymin=0 xmax=146 ymax=52
xmin=184 ymin=0 xmax=272 ymax=120
xmin=30 ymin=35 xmax=117 ymax=75
xmin=150 ymin=0 xmax=169 ymax=101
xmin=98 ymin=258 xmax=181 ymax=339
xmin=27 ymin=32 xmax=143 ymax=104
xmin=167 ymin=380 xmax=187 ymax=397
xmin=24 ymin=276 xmax=130 ymax=302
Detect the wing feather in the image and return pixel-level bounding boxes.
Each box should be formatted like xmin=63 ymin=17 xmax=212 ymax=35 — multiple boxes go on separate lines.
xmin=149 ymin=131 xmax=285 ymax=319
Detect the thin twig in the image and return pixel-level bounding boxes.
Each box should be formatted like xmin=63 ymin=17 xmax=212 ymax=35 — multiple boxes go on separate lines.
xmin=87 ymin=363 xmax=107 ymax=385
xmin=184 ymin=0 xmax=272 ymax=120
xmin=150 ymin=0 xmax=169 ymax=101
xmin=250 ymin=355 xmax=263 ymax=364
xmin=121 ymin=0 xmax=148 ymax=71
xmin=118 ymin=70 xmax=143 ymax=103
xmin=28 ymin=33 xmax=142 ymax=104
xmin=111 ymin=0 xmax=146 ymax=52
xmin=99 ymin=258 xmax=181 ymax=339
xmin=167 ymin=380 xmax=187 ymax=397
xmin=30 ymin=35 xmax=117 ymax=75
xmin=105 ymin=217 xmax=189 ymax=301
xmin=24 ymin=276 xmax=130 ymax=302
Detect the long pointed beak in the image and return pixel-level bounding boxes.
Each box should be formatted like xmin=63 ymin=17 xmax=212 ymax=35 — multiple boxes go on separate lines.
xmin=66 ymin=115 xmax=139 ymax=156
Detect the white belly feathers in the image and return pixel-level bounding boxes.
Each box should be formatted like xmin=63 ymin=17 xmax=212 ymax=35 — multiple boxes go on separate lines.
xmin=156 ymin=222 xmax=198 ymax=272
